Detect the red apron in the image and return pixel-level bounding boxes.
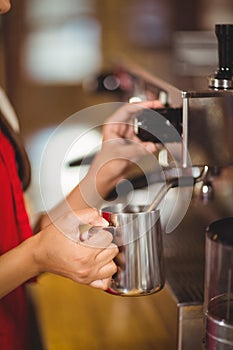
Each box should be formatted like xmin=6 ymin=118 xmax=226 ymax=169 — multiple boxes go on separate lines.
xmin=0 ymin=129 xmax=34 ymax=350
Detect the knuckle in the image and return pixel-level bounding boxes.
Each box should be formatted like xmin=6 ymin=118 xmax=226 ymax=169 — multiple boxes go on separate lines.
xmin=89 ymin=208 xmax=101 ymax=224
xmin=102 ymin=278 xmax=111 ymax=290
xmin=112 ymin=244 xmax=119 ymax=256
xmin=79 ymin=254 xmax=90 ymax=266
xmin=112 ymin=261 xmax=118 ymax=274
xmin=78 ymin=267 xmax=91 ymax=281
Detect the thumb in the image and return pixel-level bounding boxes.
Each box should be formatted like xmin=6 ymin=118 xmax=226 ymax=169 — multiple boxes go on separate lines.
xmin=53 ymin=208 xmax=109 ymax=242
xmin=74 ymin=208 xmax=109 ymax=227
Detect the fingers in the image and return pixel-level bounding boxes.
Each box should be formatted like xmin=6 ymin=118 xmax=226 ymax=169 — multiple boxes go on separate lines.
xmin=84 ymin=229 xmax=114 ymax=249
xmin=123 ymin=142 xmax=154 ymax=159
xmin=37 ymin=209 xmax=118 ymax=290
xmin=103 ymin=138 xmax=156 ymax=156
xmin=109 ymin=139 xmax=156 ymax=159
xmin=90 ymin=278 xmax=112 ymax=290
xmin=80 ymin=229 xmax=118 ymax=268
xmin=89 ymin=258 xmax=117 ymax=290
xmin=93 ymin=242 xmax=118 ymax=277
xmin=74 ymin=208 xmax=108 ymax=227
xmin=141 ymin=141 xmax=157 ymax=153
xmin=53 ymin=208 xmax=109 ymax=243
xmin=105 ymin=100 xmax=163 ymax=124
xmin=83 ymin=242 xmax=118 ymax=291
xmin=103 ymin=101 xmax=162 ymax=149
xmin=135 ymin=100 xmax=164 ymax=109
xmin=94 ymin=242 xmax=118 ymax=262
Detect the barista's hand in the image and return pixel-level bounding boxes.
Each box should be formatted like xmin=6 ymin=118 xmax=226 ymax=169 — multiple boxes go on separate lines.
xmin=103 ymin=100 xmax=163 ymax=143
xmin=33 ymin=208 xmax=118 ymax=290
xmin=84 ymin=101 xmax=163 ymax=200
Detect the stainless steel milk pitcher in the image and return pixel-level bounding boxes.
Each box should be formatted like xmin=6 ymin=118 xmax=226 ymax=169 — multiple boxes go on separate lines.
xmin=101 ymin=204 xmax=165 ymax=296
xmin=204 ymin=217 xmax=233 ymax=349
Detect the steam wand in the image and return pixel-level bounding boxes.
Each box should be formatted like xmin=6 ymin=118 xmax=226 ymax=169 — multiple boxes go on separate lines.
xmin=145 ymin=166 xmax=212 ymax=212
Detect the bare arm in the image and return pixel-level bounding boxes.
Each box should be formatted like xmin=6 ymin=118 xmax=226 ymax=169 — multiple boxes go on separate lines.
xmin=40 ymin=101 xmax=162 ymax=228
xmin=0 ymin=208 xmax=118 ymax=298
xmin=0 ymin=236 xmax=38 ymax=298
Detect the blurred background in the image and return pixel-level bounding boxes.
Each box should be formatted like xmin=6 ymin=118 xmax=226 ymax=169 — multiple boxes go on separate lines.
xmin=0 ymin=1 xmax=232 ymax=349
xmin=1 ymin=0 xmax=233 ymax=211
xmin=1 ymin=0 xmax=233 ymax=138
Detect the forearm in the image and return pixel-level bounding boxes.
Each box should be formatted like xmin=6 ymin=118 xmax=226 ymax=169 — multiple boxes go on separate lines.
xmin=0 ymin=236 xmax=39 ymax=298
xmin=40 ymin=168 xmax=114 ymax=229
xmin=40 ymin=101 xmax=159 ymax=229
xmin=40 ymin=181 xmax=95 ymax=229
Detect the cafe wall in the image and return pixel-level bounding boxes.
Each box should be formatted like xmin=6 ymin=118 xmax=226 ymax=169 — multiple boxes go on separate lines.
xmin=1 ymin=0 xmax=232 ymax=139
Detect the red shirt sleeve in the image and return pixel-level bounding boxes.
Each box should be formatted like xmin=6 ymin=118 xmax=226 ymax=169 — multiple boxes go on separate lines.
xmin=0 ymin=130 xmax=34 ymax=350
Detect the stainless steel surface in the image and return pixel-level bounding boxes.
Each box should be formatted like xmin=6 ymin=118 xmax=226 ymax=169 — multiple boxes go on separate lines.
xmin=146 ymin=181 xmax=174 ymax=212
xmin=204 ymin=217 xmax=233 ymax=350
xmin=208 ymin=76 xmax=233 ymax=89
xmin=183 ymin=93 xmax=233 ymax=167
xmin=102 ymin=204 xmax=165 ymax=296
xmin=205 ymin=299 xmax=233 ymax=349
xmin=155 ymin=165 xmax=232 ymax=350
xmin=178 ymin=305 xmax=204 ymax=350
xmin=208 ymin=24 xmax=233 ymax=90
xmin=112 ymin=60 xmax=233 ymax=344
xmin=145 ymin=166 xmax=211 ymax=212
xmin=116 ymin=61 xmax=233 ymax=168
xmin=95 ymin=38 xmax=233 ymax=346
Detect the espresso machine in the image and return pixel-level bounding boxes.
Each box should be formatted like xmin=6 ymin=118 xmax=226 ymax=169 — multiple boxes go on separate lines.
xmin=88 ymin=24 xmax=233 ymax=349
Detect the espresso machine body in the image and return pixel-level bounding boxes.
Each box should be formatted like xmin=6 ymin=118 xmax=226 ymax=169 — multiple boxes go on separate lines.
xmin=123 ymin=65 xmax=233 ymax=349
xmin=101 ymin=49 xmax=233 ymax=348
xmin=87 ymin=24 xmax=233 ymax=349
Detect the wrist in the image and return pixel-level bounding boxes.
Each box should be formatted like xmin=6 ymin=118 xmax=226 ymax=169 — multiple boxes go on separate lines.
xmin=21 ymin=235 xmax=42 ymax=278
xmin=0 ymin=235 xmax=40 ymax=298
xmin=30 ymin=231 xmax=50 ymax=275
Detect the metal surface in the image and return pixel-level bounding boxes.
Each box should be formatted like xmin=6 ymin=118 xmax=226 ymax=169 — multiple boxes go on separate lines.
xmin=117 ymin=61 xmax=233 ymax=168
xmin=102 ymin=205 xmax=165 ymax=296
xmin=204 ymin=218 xmax=233 ymax=349
xmin=158 ymin=166 xmax=233 ymax=349
xmin=205 ymin=299 xmax=233 ymax=349
xmin=178 ymin=305 xmax=204 ymax=350
xmin=184 ymin=93 xmax=233 ymax=167
xmin=208 ymin=24 xmax=233 ymax=90
xmin=208 ymin=76 xmax=233 ymax=89
xmin=95 ymin=56 xmax=233 ymax=348
xmin=146 ymin=180 xmax=175 ymax=212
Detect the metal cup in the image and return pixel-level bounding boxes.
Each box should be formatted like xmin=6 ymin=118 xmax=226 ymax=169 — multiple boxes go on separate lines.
xmin=101 ymin=203 xmax=165 ymax=296
xmin=204 ymin=217 xmax=233 ymax=349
